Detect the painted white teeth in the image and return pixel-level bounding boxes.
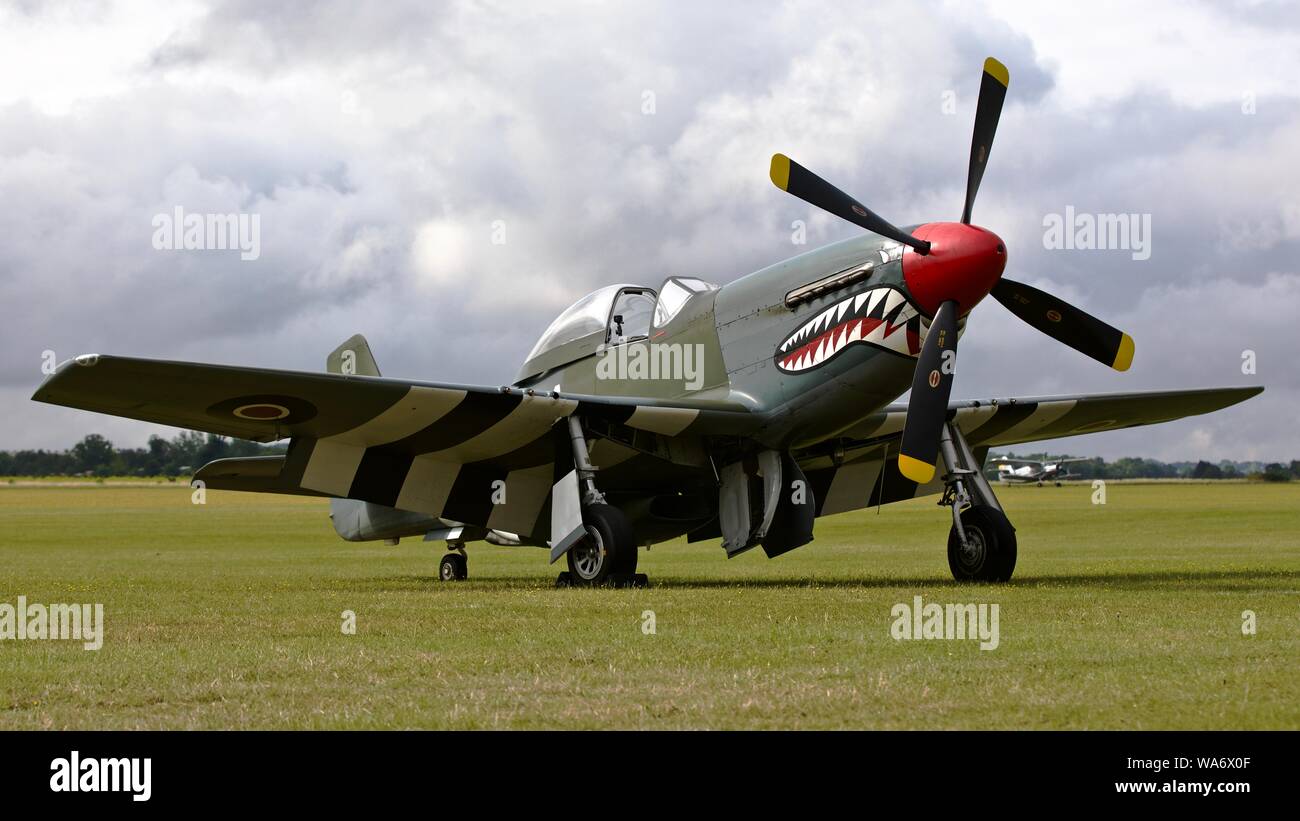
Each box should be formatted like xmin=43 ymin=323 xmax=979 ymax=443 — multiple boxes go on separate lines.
xmin=779 ymin=288 xmax=932 ymax=371
xmin=819 ymin=305 xmax=835 ymax=331
xmin=867 ymin=288 xmax=886 ymax=315
xmin=883 ymin=290 xmax=903 ymax=316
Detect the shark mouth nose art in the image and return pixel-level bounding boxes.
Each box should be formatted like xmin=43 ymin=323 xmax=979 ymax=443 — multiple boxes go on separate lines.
xmin=775 ymin=286 xmax=929 ymax=373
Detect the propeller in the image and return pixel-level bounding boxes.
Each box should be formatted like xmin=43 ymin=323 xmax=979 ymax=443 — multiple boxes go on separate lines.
xmin=897 ymin=300 xmax=959 ymax=484
xmin=767 ymin=56 xmax=1135 ymax=485
xmin=990 ymin=277 xmax=1134 ymax=371
xmin=961 ymin=58 xmax=1009 ymax=225
xmin=770 ymin=154 xmax=931 ymax=255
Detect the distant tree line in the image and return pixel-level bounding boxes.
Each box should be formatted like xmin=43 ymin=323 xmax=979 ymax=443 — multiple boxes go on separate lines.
xmin=0 ymin=432 xmax=287 ymax=477
xmin=991 ymin=452 xmax=1300 ymax=483
xmin=1 ymin=434 xmax=1294 ymax=482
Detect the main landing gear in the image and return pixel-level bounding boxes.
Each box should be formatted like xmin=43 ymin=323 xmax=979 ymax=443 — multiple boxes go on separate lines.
xmin=554 ymin=417 xmax=648 ymax=588
xmin=936 ymin=422 xmax=1017 ymax=582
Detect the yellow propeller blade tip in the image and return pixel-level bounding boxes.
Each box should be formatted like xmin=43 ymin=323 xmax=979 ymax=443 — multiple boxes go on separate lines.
xmin=770 ymin=153 xmax=791 ymax=191
xmin=898 ymin=454 xmax=935 ymax=484
xmin=983 ymin=57 xmax=1009 ymax=88
xmin=1112 ymin=333 xmax=1135 ymax=372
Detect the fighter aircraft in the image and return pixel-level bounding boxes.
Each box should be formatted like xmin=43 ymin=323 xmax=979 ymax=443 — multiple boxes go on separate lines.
xmin=32 ymin=57 xmax=1262 ymax=585
xmin=988 ymin=456 xmax=1088 ymax=486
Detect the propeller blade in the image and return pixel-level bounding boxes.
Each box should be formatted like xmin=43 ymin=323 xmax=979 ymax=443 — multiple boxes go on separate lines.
xmin=770 ymin=153 xmax=930 ymax=254
xmin=898 ymin=300 xmax=960 ymax=484
xmin=991 ymin=277 xmax=1135 ymax=371
xmin=960 ymin=57 xmax=1009 ymax=225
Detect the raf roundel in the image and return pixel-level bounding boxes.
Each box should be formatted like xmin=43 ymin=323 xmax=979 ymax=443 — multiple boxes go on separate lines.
xmin=205 ymin=394 xmax=319 ymax=426
xmin=233 ymin=403 xmax=291 ymax=421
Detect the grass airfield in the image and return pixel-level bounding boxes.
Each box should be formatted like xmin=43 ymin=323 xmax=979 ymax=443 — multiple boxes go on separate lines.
xmin=1 ymin=481 xmax=1297 ymax=729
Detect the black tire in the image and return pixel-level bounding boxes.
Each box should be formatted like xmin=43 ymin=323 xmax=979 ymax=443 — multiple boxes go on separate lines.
xmin=947 ymin=506 xmax=1017 ymax=582
xmin=439 ymin=553 xmax=468 ymax=581
xmin=566 ymin=504 xmax=637 ymax=585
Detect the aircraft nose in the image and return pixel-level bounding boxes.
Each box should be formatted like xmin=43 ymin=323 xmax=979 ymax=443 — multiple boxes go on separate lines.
xmin=900 ymin=222 xmax=1007 ymax=317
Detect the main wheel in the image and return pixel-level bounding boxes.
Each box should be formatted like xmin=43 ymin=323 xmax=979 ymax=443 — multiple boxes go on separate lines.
xmin=439 ymin=553 xmax=468 ymax=581
xmin=947 ymin=506 xmax=1017 ymax=582
xmin=566 ymin=504 xmax=637 ymax=585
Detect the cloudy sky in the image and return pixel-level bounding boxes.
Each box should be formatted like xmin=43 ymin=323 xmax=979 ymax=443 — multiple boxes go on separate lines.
xmin=1 ymin=0 xmax=1296 ymax=461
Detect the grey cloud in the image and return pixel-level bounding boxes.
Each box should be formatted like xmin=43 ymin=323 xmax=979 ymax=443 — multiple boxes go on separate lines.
xmin=0 ymin=0 xmax=1296 ymax=461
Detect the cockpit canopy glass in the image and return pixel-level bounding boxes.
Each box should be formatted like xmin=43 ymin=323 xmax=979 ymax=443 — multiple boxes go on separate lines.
xmin=524 ymin=278 xmax=718 ymax=368
xmin=653 ymin=277 xmax=718 ymax=327
xmin=609 ymin=289 xmax=656 ymax=345
xmin=525 ymin=284 xmax=657 ymax=363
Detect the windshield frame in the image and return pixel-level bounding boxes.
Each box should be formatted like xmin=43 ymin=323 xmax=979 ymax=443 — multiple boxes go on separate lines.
xmin=652 ymin=276 xmax=719 ymax=328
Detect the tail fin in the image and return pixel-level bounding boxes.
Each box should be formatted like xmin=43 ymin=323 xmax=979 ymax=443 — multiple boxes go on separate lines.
xmin=327 ymin=334 xmax=382 ymax=377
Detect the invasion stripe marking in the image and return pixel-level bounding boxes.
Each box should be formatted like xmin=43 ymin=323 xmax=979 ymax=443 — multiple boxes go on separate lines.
xmin=821 ymin=458 xmax=885 ymax=516
xmin=475 ymin=431 xmax=557 ymax=473
xmin=417 ymin=395 xmax=578 ymax=462
xmin=982 ymin=400 xmax=1077 ymax=446
xmin=485 ymin=463 xmax=554 ymax=535
xmin=279 ymin=437 xmax=316 ymax=488
xmin=870 ymin=411 xmax=907 ymax=439
xmin=868 ymin=458 xmax=923 ymax=506
xmin=954 ymin=404 xmax=998 ymax=435
xmin=350 ymin=394 xmax=567 ymax=507
xmin=848 ymin=411 xmax=906 ymax=441
xmin=300 ymin=386 xmax=465 ymax=496
xmin=589 ymin=438 xmax=640 ymax=470
xmin=625 ymin=406 xmax=699 ymax=436
xmin=961 ymin=402 xmax=1039 ymax=447
xmin=348 ymin=446 xmax=414 ymax=507
xmin=575 ymin=401 xmax=637 ymax=426
xmin=441 ymin=463 xmax=508 ymax=529
xmin=395 ymin=392 xmax=523 ymax=454
xmin=301 ymin=442 xmax=367 ymax=497
xmin=394 ymin=457 xmax=461 ymax=516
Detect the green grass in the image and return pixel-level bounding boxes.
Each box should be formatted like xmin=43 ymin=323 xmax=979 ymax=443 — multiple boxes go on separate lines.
xmin=1 ymin=483 xmax=1297 ymax=729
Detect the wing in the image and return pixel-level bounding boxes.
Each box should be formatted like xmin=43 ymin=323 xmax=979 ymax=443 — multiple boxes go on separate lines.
xmin=31 ymin=354 xmax=757 ymax=540
xmin=798 ymin=386 xmax=1263 ymax=517
xmin=839 ymin=386 xmax=1263 ymax=449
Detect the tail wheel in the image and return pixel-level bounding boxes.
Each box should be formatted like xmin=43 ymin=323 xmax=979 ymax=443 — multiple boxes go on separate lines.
xmin=439 ymin=553 xmax=468 ymax=581
xmin=566 ymin=504 xmax=637 ymax=585
xmin=947 ymin=505 xmax=1017 ymax=582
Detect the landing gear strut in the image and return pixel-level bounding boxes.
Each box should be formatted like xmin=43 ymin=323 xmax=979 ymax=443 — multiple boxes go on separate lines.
xmin=937 ymin=422 xmax=1017 ymax=582
xmin=554 ymin=417 xmax=647 ymax=588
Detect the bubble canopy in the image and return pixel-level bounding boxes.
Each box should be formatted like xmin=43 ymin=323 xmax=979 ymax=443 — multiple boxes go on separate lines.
xmin=525 ymin=284 xmax=637 ymax=363
xmin=519 ymin=278 xmax=719 ymax=381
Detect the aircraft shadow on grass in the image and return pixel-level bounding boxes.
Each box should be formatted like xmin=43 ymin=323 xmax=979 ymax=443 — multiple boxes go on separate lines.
xmin=359 ymin=568 xmax=1291 ymax=592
